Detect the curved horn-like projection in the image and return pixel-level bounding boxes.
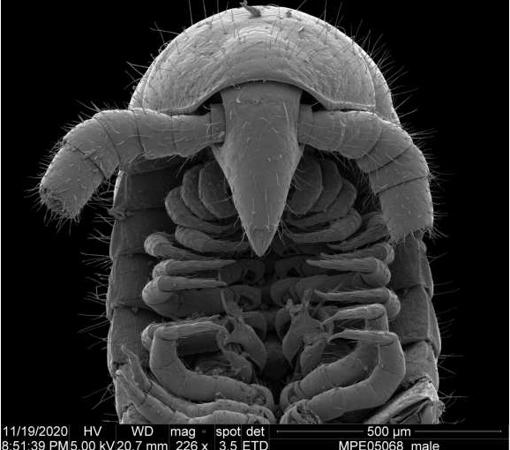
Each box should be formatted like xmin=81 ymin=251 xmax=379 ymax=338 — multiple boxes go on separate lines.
xmin=212 ymin=82 xmax=303 ymax=256
xmin=298 ymin=107 xmax=432 ymax=240
xmin=39 ymin=108 xmax=225 ymax=218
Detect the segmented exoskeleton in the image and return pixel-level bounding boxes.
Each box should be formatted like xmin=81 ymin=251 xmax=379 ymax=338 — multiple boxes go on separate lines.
xmin=39 ymin=5 xmax=443 ymax=424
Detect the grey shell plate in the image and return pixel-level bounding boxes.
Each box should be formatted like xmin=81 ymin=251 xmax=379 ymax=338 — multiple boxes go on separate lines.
xmin=130 ymin=5 xmax=398 ymax=122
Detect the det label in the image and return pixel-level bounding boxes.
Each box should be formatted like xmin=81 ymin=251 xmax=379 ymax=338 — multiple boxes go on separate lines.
xmin=215 ymin=426 xmax=268 ymax=450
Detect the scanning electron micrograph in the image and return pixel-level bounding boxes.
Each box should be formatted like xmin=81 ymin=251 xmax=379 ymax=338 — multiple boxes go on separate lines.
xmin=38 ymin=5 xmax=443 ymax=424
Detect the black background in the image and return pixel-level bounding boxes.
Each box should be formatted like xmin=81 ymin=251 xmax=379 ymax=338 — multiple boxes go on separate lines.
xmin=2 ymin=0 xmax=508 ymax=425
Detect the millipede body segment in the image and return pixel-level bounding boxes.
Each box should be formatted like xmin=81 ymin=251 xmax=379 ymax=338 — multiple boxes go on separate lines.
xmin=39 ymin=5 xmax=442 ymax=424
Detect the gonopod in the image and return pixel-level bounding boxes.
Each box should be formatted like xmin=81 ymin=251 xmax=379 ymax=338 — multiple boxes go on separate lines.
xmin=39 ymin=5 xmax=443 ymax=424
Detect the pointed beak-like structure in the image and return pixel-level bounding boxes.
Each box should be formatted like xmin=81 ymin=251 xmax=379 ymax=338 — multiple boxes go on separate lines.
xmin=212 ymin=82 xmax=303 ymax=256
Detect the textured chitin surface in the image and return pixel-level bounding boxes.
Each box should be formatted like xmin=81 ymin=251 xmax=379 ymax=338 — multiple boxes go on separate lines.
xmin=39 ymin=5 xmax=442 ymax=424
xmin=130 ymin=6 xmax=398 ymax=122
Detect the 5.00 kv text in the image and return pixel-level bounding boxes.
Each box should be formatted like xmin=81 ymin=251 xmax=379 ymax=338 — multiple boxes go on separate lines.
xmin=48 ymin=441 xmax=144 ymax=450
